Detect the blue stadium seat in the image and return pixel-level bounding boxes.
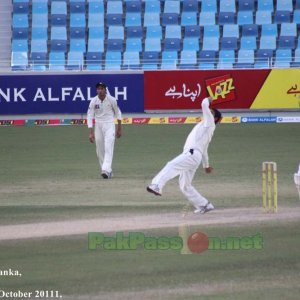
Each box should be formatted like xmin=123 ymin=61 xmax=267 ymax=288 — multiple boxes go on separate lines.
xmin=181 ymin=12 xmax=197 ymax=26
xmin=161 ymin=51 xmax=178 ymax=69
xmin=292 ymin=49 xmax=300 ymax=67
xmin=51 ymin=40 xmax=67 ymax=52
xmin=240 ymin=36 xmax=257 ymax=49
xmin=199 ymin=50 xmax=216 ymax=69
xmin=257 ymin=0 xmax=273 ymax=11
xmin=126 ymin=38 xmax=142 ymax=52
xmin=105 ymin=52 xmax=122 ymax=70
xmin=183 ymin=38 xmax=200 ymax=51
xmin=242 ymin=24 xmax=258 ymax=36
xmin=51 ymin=27 xmax=67 ymax=40
xmin=237 ymin=11 xmax=254 ymax=25
xmin=238 ymin=0 xmax=254 ymax=11
xmin=13 ymin=2 xmax=29 ymax=14
xmin=274 ymin=11 xmax=291 ymax=23
xmin=219 ymin=12 xmax=235 ymax=25
xmin=67 ymin=52 xmax=84 ymax=70
xmin=13 ymin=0 xmax=30 ymax=2
xmin=261 ymin=24 xmax=277 ymax=37
xmin=70 ymin=39 xmax=86 ymax=52
xmin=32 ymin=0 xmax=48 ymax=2
xmin=280 ymin=23 xmax=297 ymax=37
xmin=31 ymin=39 xmax=47 ymax=53
xmin=107 ymin=14 xmax=123 ymax=26
xmin=144 ymin=13 xmax=160 ymax=26
xmin=199 ymin=12 xmax=216 ymax=25
xmin=70 ymin=14 xmax=86 ymax=27
xmin=70 ymin=27 xmax=86 ymax=39
xmin=125 ymin=13 xmax=141 ymax=27
xmin=86 ymin=52 xmax=103 ymax=71
xmin=162 ymin=13 xmax=179 ymax=25
xmin=296 ymin=0 xmax=300 ymax=9
xmin=273 ymin=49 xmax=291 ymax=68
xmin=164 ymin=38 xmax=181 ymax=51
xmin=146 ymin=26 xmax=162 ymax=38
xmin=204 ymin=25 xmax=220 ymax=38
xmin=108 ymin=26 xmax=124 ymax=39
xmin=294 ymin=10 xmax=300 ymax=24
xmin=89 ymin=27 xmax=105 ymax=39
xmin=32 ymin=2 xmax=48 ymax=14
xmin=51 ymin=14 xmax=67 ymax=26
xmin=107 ymin=39 xmax=123 ymax=52
xmin=179 ymin=51 xmax=197 ymax=69
xmin=11 ymin=52 xmax=28 ymax=71
xmin=13 ymin=14 xmax=28 ymax=28
xmin=145 ymin=38 xmax=161 ymax=52
xmin=145 ymin=1 xmax=161 ymax=13
xmin=221 ymin=37 xmax=237 ymax=50
xmin=255 ymin=49 xmax=273 ymax=68
xmin=278 ymin=36 xmax=295 ymax=49
xmin=30 ymin=52 xmax=47 ymax=71
xmin=182 ymin=0 xmax=198 ymax=12
xmin=12 ymin=39 xmax=28 ymax=52
xmin=202 ymin=37 xmax=219 ymax=51
xmin=88 ymin=2 xmax=104 ymax=14
xmin=201 ymin=0 xmax=217 ymax=12
xmin=223 ymin=24 xmax=239 ymax=38
xmin=13 ymin=28 xmax=29 ymax=40
xmin=126 ymin=1 xmax=142 ymax=13
xmin=142 ymin=51 xmax=159 ymax=69
xmin=88 ymin=14 xmax=104 ymax=27
xmin=51 ymin=2 xmax=67 ymax=15
xmin=237 ymin=49 xmax=254 ymax=64
xmin=260 ymin=36 xmax=276 ymax=49
xmin=127 ymin=26 xmax=143 ymax=38
xmin=107 ymin=1 xmax=123 ymax=14
xmin=165 ymin=25 xmax=181 ymax=39
xmin=164 ymin=1 xmax=180 ymax=13
xmin=218 ymin=49 xmax=235 ymax=63
xmin=184 ymin=26 xmax=201 ymax=38
xmin=296 ymin=37 xmax=300 ymax=49
xmin=256 ymin=11 xmax=272 ymax=25
xmin=70 ymin=2 xmax=85 ymax=13
xmin=220 ymin=0 xmax=236 ymax=13
xmin=49 ymin=52 xmax=65 ymax=71
xmin=70 ymin=0 xmax=86 ymax=2
xmin=123 ymin=51 xmax=140 ymax=69
xmin=88 ymin=39 xmax=104 ymax=52
xmin=277 ymin=0 xmax=293 ymax=12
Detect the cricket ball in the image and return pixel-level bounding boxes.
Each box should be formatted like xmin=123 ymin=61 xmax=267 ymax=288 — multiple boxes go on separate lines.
xmin=187 ymin=231 xmax=209 ymax=253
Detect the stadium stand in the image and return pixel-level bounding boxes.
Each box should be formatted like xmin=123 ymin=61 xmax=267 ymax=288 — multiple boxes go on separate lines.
xmin=8 ymin=0 xmax=300 ymax=70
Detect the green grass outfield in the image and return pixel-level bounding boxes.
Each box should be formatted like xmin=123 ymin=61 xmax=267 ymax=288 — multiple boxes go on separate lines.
xmin=0 ymin=123 xmax=300 ymax=299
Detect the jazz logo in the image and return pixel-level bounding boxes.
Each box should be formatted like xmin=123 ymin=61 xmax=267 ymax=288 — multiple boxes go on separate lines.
xmin=205 ymin=74 xmax=236 ymax=104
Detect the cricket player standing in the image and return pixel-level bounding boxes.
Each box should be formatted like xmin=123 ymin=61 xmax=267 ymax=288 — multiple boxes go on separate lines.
xmin=87 ymin=82 xmax=122 ymax=179
xmin=147 ymin=97 xmax=222 ymax=214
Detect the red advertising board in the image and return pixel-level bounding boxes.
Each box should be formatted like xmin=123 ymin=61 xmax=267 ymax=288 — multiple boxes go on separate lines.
xmin=144 ymin=70 xmax=270 ymax=110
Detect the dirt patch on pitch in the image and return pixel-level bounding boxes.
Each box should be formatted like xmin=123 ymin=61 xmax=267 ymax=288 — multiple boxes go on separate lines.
xmin=0 ymin=207 xmax=299 ymax=241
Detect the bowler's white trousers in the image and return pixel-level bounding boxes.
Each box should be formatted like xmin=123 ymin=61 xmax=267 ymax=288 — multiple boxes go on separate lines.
xmin=151 ymin=150 xmax=209 ymax=209
xmin=94 ymin=122 xmax=115 ymax=173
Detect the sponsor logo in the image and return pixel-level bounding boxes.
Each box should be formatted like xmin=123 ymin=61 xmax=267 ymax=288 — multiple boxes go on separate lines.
xmin=277 ymin=116 xmax=300 ymax=123
xmin=168 ymin=117 xmax=186 ymax=124
xmin=241 ymin=117 xmax=277 ymax=123
xmin=70 ymin=119 xmax=87 ymax=125
xmin=34 ymin=120 xmax=50 ymax=125
xmin=206 ymin=74 xmax=236 ymax=105
xmin=132 ymin=118 xmax=150 ymax=124
xmin=122 ymin=118 xmax=132 ymax=124
xmin=0 ymin=120 xmax=14 ymax=126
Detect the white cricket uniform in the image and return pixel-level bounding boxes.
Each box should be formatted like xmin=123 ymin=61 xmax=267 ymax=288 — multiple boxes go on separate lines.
xmin=87 ymin=94 xmax=122 ymax=173
xmin=151 ymin=98 xmax=216 ymax=209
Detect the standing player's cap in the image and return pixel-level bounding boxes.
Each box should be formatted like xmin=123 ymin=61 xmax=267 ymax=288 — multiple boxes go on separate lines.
xmin=95 ymin=82 xmax=107 ymax=88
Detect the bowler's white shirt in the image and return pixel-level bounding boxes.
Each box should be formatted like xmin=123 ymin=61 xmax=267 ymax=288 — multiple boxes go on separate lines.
xmin=183 ymin=98 xmax=216 ymax=168
xmin=87 ymin=94 xmax=122 ymax=128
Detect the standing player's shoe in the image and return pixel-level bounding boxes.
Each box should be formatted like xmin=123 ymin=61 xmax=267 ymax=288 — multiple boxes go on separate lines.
xmin=194 ymin=202 xmax=214 ymax=214
xmin=146 ymin=184 xmax=162 ymax=196
xmin=101 ymin=171 xmax=113 ymax=179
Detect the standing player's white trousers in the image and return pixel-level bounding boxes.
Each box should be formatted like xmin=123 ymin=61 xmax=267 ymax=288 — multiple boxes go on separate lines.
xmin=151 ymin=150 xmax=209 ymax=209
xmin=94 ymin=122 xmax=115 ymax=173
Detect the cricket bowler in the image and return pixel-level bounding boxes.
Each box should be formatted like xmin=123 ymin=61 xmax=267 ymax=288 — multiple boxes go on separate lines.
xmin=87 ymin=82 xmax=122 ymax=179
xmin=147 ymin=97 xmax=222 ymax=214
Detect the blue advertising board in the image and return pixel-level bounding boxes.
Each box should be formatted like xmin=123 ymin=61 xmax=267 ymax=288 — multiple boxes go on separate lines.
xmin=0 ymin=73 xmax=144 ymax=114
xmin=241 ymin=116 xmax=277 ymax=123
